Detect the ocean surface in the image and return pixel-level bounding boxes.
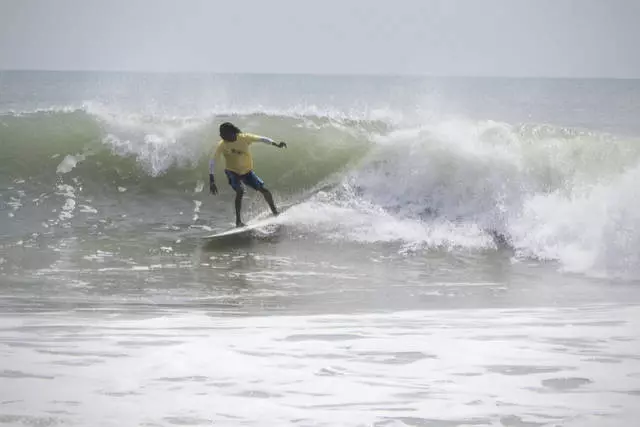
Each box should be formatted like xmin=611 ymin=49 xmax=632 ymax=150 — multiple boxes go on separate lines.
xmin=1 ymin=71 xmax=640 ymax=426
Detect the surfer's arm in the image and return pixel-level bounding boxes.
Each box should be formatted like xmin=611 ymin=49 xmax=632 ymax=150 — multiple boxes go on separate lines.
xmin=209 ymin=144 xmax=222 ymax=194
xmin=209 ymin=159 xmax=215 ymax=175
xmin=257 ymin=136 xmax=276 ymax=146
xmin=210 ymin=143 xmax=224 ymax=176
xmin=246 ymin=133 xmax=287 ymax=148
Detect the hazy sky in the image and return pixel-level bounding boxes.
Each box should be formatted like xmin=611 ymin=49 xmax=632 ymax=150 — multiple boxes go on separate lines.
xmin=1 ymin=0 xmax=638 ymax=78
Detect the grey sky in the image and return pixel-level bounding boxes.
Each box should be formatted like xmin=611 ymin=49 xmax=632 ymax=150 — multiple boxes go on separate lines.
xmin=1 ymin=0 xmax=638 ymax=78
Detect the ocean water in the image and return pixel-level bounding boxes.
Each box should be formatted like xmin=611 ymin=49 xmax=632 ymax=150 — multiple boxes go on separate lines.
xmin=1 ymin=71 xmax=640 ymax=426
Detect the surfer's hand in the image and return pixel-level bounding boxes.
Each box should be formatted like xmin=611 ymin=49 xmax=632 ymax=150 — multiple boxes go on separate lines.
xmin=277 ymin=141 xmax=287 ymax=148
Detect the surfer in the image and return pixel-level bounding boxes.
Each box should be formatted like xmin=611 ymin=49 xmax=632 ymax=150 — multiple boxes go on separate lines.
xmin=209 ymin=122 xmax=287 ymax=227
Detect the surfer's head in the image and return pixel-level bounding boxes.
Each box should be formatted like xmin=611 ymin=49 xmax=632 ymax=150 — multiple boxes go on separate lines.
xmin=220 ymin=122 xmax=240 ymax=142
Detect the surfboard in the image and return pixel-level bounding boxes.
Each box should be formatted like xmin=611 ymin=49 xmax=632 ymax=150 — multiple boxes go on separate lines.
xmin=205 ymin=215 xmax=281 ymax=239
xmin=204 ymin=201 xmax=299 ymax=240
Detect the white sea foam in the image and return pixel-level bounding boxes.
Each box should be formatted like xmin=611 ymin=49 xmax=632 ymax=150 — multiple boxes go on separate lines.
xmin=1 ymin=306 xmax=638 ymax=426
xmin=277 ymin=118 xmax=640 ymax=279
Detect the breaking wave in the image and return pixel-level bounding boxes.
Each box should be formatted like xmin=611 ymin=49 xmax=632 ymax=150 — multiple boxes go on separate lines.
xmin=2 ymin=104 xmax=640 ymax=279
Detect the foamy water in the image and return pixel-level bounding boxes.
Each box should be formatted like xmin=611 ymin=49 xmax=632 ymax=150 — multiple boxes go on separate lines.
xmin=1 ymin=305 xmax=639 ymax=426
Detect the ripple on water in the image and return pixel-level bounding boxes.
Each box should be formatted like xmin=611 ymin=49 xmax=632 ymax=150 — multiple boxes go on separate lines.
xmin=541 ymin=377 xmax=593 ymax=391
xmin=485 ymin=365 xmax=574 ymax=376
xmin=0 ymin=370 xmax=54 ymax=380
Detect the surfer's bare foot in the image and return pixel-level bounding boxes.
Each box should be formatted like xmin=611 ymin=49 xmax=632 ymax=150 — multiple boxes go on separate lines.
xmin=236 ymin=221 xmax=245 ymax=227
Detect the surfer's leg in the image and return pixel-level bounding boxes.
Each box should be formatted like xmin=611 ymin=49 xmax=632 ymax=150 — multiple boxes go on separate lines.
xmin=258 ymin=187 xmax=278 ymax=216
xmin=244 ymin=171 xmax=278 ymax=216
xmin=234 ymin=188 xmax=245 ymax=227
xmin=225 ymin=170 xmax=245 ymax=227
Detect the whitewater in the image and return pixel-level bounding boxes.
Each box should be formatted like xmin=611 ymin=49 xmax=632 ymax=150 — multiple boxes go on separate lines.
xmin=1 ymin=71 xmax=640 ymax=426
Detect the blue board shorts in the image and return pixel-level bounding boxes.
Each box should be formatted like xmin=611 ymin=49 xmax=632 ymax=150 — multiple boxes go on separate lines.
xmin=225 ymin=170 xmax=264 ymax=191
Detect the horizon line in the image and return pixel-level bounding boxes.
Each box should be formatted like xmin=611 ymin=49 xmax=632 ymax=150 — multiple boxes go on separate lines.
xmin=1 ymin=68 xmax=638 ymax=81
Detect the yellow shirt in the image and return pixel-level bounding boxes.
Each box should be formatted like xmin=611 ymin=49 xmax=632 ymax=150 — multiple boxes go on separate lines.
xmin=211 ymin=133 xmax=269 ymax=175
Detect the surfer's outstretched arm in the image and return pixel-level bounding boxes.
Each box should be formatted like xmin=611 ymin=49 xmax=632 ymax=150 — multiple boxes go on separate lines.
xmin=247 ymin=134 xmax=288 ymax=148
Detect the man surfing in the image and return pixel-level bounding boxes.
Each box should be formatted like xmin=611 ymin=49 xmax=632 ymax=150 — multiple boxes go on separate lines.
xmin=209 ymin=122 xmax=287 ymax=227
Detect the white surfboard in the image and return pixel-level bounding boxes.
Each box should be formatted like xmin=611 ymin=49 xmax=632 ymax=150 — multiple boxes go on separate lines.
xmin=204 ymin=215 xmax=281 ymax=239
xmin=204 ymin=201 xmax=299 ymax=240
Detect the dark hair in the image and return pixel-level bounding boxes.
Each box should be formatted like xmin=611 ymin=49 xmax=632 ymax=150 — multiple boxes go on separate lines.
xmin=220 ymin=122 xmax=241 ymax=140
